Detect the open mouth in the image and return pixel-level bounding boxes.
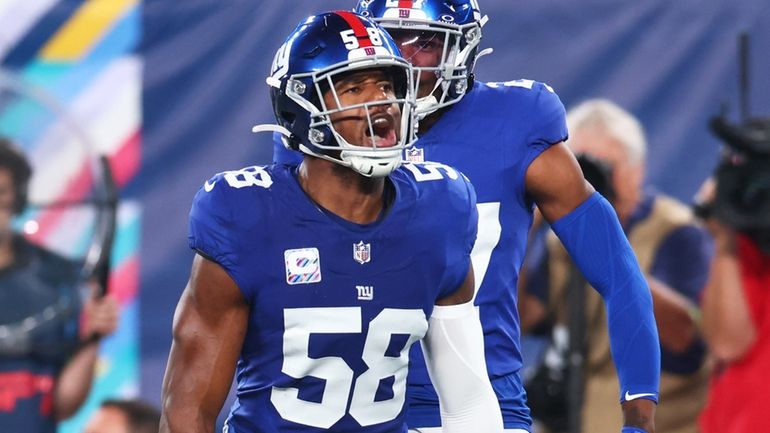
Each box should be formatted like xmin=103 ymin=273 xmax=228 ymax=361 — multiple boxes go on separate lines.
xmin=364 ymin=115 xmax=398 ymax=148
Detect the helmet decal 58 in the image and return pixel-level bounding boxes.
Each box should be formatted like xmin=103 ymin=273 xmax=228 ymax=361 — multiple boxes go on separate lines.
xmin=336 ymin=10 xmax=391 ymax=59
xmin=261 ymin=11 xmax=417 ymax=178
xmin=355 ymin=0 xmax=488 ymax=118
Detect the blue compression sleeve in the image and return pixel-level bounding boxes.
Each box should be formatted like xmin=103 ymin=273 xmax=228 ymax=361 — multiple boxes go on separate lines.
xmin=551 ymin=192 xmax=660 ymax=403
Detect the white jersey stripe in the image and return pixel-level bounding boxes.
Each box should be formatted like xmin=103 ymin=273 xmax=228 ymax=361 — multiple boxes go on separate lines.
xmin=470 ymin=201 xmax=502 ymax=302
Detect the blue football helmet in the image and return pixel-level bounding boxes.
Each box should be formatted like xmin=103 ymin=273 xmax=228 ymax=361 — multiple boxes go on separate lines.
xmin=355 ymin=0 xmax=488 ymax=118
xmin=256 ymin=11 xmax=416 ymax=177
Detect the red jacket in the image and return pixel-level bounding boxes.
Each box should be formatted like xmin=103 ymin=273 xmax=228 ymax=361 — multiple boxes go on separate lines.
xmin=700 ymin=235 xmax=770 ymax=433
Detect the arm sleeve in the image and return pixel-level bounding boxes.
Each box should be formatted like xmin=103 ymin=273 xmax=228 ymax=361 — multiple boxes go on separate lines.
xmin=551 ymin=192 xmax=661 ymax=403
xmin=421 ymin=301 xmax=504 ymax=433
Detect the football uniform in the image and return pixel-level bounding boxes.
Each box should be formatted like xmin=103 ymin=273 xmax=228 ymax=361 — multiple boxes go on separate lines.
xmin=274 ymin=78 xmax=567 ymax=431
xmin=188 ymin=163 xmax=478 ymax=433
xmin=404 ymin=81 xmax=567 ymax=430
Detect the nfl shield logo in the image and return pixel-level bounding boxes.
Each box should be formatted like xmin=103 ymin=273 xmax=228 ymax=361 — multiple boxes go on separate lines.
xmin=353 ymin=241 xmax=371 ymax=264
xmin=406 ymin=147 xmax=424 ymax=163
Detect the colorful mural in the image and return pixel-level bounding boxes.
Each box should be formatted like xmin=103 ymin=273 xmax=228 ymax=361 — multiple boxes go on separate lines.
xmin=0 ymin=1 xmax=141 ymax=432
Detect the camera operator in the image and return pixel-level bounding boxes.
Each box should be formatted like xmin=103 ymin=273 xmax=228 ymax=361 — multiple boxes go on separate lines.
xmin=0 ymin=137 xmax=120 ymax=432
xmin=521 ymin=99 xmax=713 ymax=433
xmin=698 ymin=116 xmax=770 ymax=433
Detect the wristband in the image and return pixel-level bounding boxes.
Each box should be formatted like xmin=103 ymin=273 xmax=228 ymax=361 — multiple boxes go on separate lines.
xmin=621 ymin=427 xmax=648 ymax=433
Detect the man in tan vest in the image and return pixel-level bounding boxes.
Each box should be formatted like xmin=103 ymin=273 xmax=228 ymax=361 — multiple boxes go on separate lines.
xmin=522 ymin=99 xmax=713 ymax=433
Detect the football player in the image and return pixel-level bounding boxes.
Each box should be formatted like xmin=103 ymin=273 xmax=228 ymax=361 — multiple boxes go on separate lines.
xmin=274 ymin=2 xmax=660 ymax=433
xmin=160 ymin=11 xmax=503 ymax=433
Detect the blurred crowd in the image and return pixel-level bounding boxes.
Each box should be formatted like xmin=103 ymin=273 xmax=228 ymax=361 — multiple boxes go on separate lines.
xmin=519 ymin=100 xmax=770 ymax=433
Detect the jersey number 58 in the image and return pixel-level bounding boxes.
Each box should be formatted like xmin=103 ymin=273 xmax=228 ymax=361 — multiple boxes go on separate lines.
xmin=271 ymin=307 xmax=427 ymax=428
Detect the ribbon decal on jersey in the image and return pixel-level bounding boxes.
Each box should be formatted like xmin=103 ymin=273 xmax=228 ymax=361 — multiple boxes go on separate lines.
xmin=284 ymin=248 xmax=322 ymax=285
xmin=354 ymin=241 xmax=372 ymax=264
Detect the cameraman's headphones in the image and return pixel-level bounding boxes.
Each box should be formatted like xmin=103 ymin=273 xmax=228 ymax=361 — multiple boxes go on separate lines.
xmin=0 ymin=137 xmax=32 ymax=214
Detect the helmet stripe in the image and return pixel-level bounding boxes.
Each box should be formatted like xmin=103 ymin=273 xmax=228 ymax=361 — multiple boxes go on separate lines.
xmin=335 ymin=11 xmax=374 ymax=48
xmin=398 ymin=0 xmax=414 ymax=8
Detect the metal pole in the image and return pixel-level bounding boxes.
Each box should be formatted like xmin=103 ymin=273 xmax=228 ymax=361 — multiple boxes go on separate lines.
xmin=566 ymin=262 xmax=587 ymax=433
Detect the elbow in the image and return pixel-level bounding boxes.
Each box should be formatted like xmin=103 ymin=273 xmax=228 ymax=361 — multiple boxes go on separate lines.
xmin=657 ymin=314 xmax=699 ymax=354
xmin=702 ymin=310 xmax=758 ymax=363
xmin=706 ymin=330 xmax=757 ymax=363
xmin=160 ymin=398 xmax=208 ymax=433
xmin=709 ymin=338 xmax=754 ymax=362
xmin=660 ymin=330 xmax=698 ymax=354
xmin=54 ymin=402 xmax=80 ymax=422
xmin=53 ymin=380 xmax=91 ymax=420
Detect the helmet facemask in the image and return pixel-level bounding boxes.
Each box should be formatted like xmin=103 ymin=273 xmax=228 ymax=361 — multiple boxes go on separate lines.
xmin=280 ymin=56 xmax=416 ymax=178
xmin=378 ymin=19 xmax=483 ymax=119
xmin=259 ymin=11 xmax=419 ymax=177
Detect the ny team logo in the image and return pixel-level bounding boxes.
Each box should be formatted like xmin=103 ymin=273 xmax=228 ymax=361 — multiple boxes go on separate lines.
xmin=356 ymin=285 xmax=374 ymax=300
xmin=353 ymin=241 xmax=371 ymax=264
xmin=385 ymin=0 xmax=426 ymax=9
xmin=382 ymin=1 xmax=429 ymax=22
xmin=284 ymin=248 xmax=322 ymax=285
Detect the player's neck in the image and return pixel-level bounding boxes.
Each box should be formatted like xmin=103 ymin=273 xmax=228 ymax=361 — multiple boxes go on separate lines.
xmin=298 ymin=158 xmax=387 ymax=225
xmin=417 ymin=107 xmax=448 ymax=136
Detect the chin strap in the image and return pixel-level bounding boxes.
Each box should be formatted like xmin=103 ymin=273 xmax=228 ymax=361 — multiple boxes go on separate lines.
xmin=414 ymin=46 xmax=494 ymax=121
xmin=415 ymin=95 xmax=440 ymax=120
xmin=252 ymin=124 xmax=293 ymax=150
xmin=476 ymin=47 xmax=494 ymax=63
xmin=252 ymin=123 xmax=291 ymax=137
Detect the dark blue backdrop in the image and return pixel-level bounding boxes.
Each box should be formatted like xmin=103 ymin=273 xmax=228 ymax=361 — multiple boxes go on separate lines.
xmin=138 ymin=0 xmax=770 ymax=406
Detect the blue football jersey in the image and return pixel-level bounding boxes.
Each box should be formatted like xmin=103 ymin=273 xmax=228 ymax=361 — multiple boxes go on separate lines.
xmin=275 ymin=80 xmax=568 ymax=429
xmin=407 ymin=80 xmax=567 ymax=429
xmin=188 ymin=163 xmax=477 ymax=433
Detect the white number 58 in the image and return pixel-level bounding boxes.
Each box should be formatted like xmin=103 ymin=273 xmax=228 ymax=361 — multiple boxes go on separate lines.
xmin=340 ymin=28 xmax=383 ymax=50
xmin=271 ymin=307 xmax=426 ymax=428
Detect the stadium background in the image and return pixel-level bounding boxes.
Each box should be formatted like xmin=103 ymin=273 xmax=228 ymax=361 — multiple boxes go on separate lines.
xmin=1 ymin=0 xmax=769 ymax=431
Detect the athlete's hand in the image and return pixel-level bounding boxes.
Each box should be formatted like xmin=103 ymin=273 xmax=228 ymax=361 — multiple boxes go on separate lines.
xmin=621 ymin=398 xmax=655 ymax=433
xmin=80 ymin=283 xmax=120 ymax=339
